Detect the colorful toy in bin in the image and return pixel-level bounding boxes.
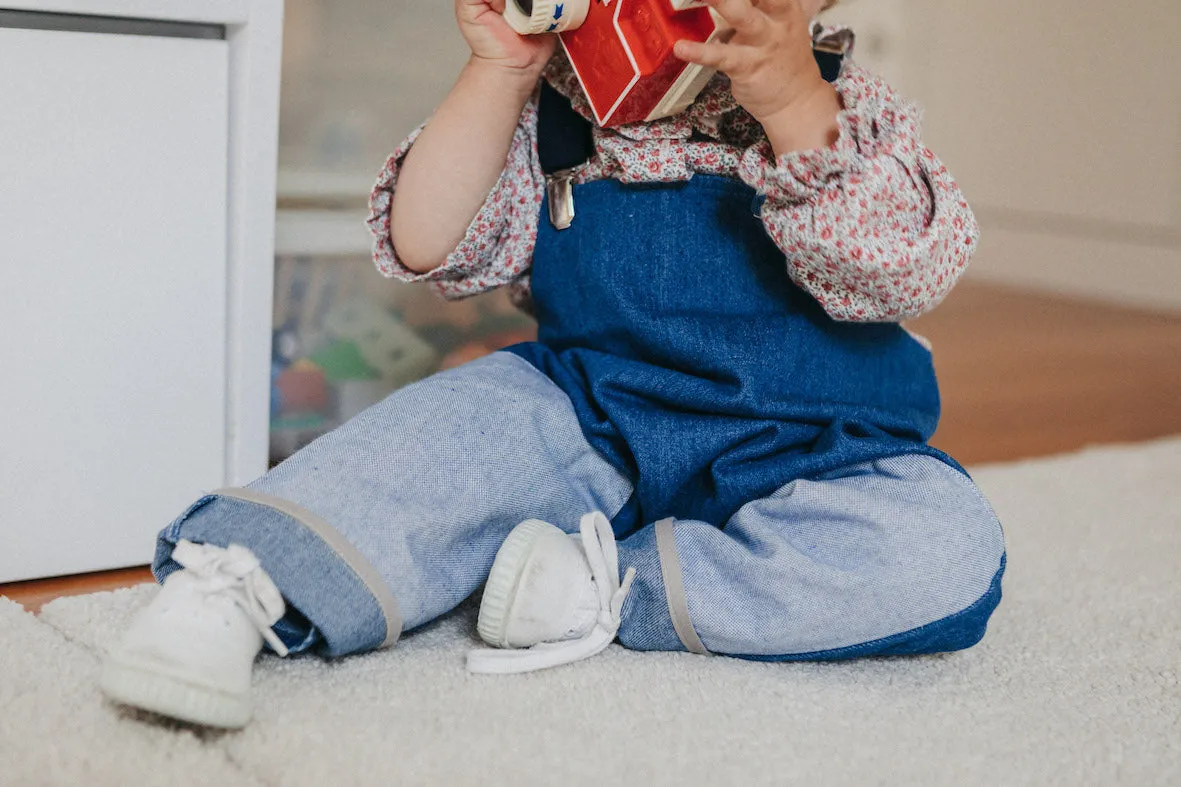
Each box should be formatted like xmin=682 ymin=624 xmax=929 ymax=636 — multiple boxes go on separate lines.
xmin=275 ymin=359 xmax=330 ymax=414
xmin=270 ymin=360 xmax=285 ymax=417
xmin=309 ymin=340 xmax=379 ymax=382
xmin=322 ymin=301 xmax=438 ymax=390
xmin=440 ymin=328 xmax=538 ymax=370
xmin=309 ymin=339 xmax=385 ymax=422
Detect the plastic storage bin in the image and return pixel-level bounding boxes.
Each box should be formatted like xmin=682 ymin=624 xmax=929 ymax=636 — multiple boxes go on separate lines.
xmin=270 ymin=252 xmax=536 ymax=463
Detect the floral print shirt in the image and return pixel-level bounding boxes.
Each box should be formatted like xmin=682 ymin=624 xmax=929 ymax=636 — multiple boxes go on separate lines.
xmin=367 ymin=49 xmax=979 ymax=323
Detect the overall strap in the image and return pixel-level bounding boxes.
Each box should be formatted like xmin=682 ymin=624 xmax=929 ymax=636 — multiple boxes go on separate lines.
xmin=538 ymin=81 xmax=594 ymax=176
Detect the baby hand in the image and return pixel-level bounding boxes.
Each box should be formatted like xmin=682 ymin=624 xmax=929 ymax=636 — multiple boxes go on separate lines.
xmin=673 ymin=0 xmax=830 ymax=123
xmin=456 ymin=0 xmax=556 ymax=76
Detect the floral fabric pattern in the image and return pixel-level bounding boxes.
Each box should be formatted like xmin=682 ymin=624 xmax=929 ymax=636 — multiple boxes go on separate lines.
xmin=368 ymin=49 xmax=979 ymax=323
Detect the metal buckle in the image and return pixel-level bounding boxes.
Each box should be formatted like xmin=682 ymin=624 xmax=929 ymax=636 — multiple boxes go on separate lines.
xmin=546 ymin=168 xmax=579 ymax=230
xmin=811 ymin=23 xmax=855 ymax=57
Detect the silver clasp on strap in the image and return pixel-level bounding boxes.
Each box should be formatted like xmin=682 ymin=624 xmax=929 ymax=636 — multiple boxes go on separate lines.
xmin=811 ymin=22 xmax=855 ymax=57
xmin=546 ymin=168 xmax=579 ymax=231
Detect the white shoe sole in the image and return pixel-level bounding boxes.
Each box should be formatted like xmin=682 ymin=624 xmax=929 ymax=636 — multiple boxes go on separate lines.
xmin=477 ymin=519 xmax=558 ymax=648
xmin=100 ymin=656 xmax=251 ymax=729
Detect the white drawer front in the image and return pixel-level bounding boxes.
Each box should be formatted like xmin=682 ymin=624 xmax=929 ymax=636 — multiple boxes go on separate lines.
xmin=0 ymin=26 xmax=230 ymax=581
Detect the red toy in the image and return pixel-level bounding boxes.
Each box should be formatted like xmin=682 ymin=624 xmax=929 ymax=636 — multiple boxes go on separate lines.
xmin=505 ymin=0 xmax=725 ymax=127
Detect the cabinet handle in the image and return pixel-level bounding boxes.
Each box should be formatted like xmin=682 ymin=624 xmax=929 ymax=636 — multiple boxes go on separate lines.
xmin=0 ymin=10 xmax=224 ymax=40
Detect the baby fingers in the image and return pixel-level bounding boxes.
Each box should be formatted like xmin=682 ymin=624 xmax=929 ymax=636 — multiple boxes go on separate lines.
xmin=751 ymin=0 xmax=806 ymax=22
xmin=699 ymin=0 xmax=769 ymax=40
xmin=673 ymin=39 xmax=758 ymax=76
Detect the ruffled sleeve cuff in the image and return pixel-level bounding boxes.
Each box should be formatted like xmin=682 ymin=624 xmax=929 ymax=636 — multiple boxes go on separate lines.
xmin=740 ymin=62 xmax=979 ymax=322
xmin=738 ymin=62 xmax=922 ymax=203
xmin=366 ymin=95 xmax=545 ymax=300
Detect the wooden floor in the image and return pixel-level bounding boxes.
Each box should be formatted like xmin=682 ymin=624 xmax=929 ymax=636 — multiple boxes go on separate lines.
xmin=917 ymin=283 xmax=1181 ymax=463
xmin=4 ymin=281 xmax=1180 ymax=613
xmin=4 ymin=566 xmax=155 ymax=615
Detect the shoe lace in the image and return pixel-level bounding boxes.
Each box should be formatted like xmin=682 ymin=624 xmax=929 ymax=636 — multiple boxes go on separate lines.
xmin=467 ymin=511 xmax=636 ymax=674
xmin=172 ymin=540 xmax=290 ymax=657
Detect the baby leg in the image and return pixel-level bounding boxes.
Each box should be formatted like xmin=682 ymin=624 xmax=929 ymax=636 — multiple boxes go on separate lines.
xmin=615 ymin=453 xmax=1006 ymax=659
xmin=153 ymin=351 xmax=634 ymax=657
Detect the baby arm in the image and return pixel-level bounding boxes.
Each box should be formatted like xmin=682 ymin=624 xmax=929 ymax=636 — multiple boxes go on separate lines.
xmin=676 ymin=0 xmax=978 ymax=322
xmin=389 ymin=63 xmax=540 ymax=273
xmin=744 ymin=63 xmax=979 ymax=322
xmin=367 ymin=1 xmax=553 ymax=299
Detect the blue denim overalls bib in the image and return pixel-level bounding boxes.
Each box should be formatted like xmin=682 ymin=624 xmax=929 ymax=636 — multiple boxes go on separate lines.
xmin=507 ymin=170 xmax=962 ymax=535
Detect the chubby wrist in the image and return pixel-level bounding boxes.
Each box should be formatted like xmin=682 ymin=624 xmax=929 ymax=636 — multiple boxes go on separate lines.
xmin=759 ymin=81 xmax=842 ymax=158
xmin=465 ymin=55 xmax=544 ymax=97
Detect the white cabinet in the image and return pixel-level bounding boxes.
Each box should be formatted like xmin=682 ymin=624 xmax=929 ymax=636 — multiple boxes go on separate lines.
xmin=0 ymin=1 xmax=283 ymax=582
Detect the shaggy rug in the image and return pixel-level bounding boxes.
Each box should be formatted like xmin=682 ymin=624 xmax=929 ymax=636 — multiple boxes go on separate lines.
xmin=2 ymin=438 xmax=1179 ymax=786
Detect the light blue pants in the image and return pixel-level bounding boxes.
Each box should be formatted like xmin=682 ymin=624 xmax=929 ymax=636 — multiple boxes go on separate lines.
xmin=155 ymin=352 xmax=1005 ymax=659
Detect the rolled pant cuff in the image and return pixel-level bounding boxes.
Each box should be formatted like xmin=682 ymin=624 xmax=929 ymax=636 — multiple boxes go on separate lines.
xmin=615 ymin=524 xmax=689 ymax=652
xmin=153 ymin=490 xmax=399 ymax=658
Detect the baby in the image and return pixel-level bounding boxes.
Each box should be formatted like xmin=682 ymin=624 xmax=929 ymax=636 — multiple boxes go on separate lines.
xmin=100 ymin=0 xmax=1006 ymax=727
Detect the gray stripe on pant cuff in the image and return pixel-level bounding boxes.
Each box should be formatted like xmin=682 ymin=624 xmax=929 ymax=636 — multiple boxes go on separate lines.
xmin=214 ymin=487 xmax=403 ymax=649
xmin=654 ymin=518 xmax=710 ymax=656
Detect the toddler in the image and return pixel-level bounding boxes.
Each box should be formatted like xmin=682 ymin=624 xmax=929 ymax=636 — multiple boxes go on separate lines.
xmin=101 ymin=0 xmax=1006 ymax=728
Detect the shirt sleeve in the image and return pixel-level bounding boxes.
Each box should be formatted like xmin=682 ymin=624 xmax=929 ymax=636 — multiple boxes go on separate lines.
xmin=366 ymin=92 xmax=546 ymax=301
xmin=738 ymin=62 xmax=980 ymax=322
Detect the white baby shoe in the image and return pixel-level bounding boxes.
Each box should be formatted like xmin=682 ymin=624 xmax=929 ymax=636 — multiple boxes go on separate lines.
xmin=468 ymin=511 xmax=636 ymax=674
xmin=100 ymin=540 xmax=288 ymax=729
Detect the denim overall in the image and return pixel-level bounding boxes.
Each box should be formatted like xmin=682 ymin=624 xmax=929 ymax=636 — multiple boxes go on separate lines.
xmin=508 ymin=174 xmax=959 ymax=537
xmin=152 ymin=79 xmax=1005 ymax=662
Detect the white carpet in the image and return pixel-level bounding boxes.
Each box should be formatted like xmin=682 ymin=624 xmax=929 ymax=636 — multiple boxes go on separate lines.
xmin=3 ymin=439 xmax=1179 ymax=786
